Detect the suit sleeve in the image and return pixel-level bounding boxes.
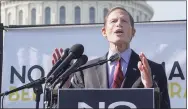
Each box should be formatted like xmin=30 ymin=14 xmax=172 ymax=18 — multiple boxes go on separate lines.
xmin=158 ymin=65 xmax=171 ymax=109
xmin=69 ymin=71 xmax=85 ymax=88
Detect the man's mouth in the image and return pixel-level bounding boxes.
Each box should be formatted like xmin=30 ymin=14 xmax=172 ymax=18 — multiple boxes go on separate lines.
xmin=114 ymin=29 xmax=124 ymax=34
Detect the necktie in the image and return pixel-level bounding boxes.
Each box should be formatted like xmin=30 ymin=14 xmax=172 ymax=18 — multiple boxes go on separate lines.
xmin=112 ymin=59 xmax=124 ymax=88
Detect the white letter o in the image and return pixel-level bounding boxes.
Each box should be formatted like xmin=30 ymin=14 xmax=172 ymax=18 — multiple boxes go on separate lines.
xmin=108 ymin=101 xmax=137 ymax=109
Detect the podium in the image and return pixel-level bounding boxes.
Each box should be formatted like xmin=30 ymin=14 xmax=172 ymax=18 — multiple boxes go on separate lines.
xmin=57 ymin=88 xmax=155 ymax=109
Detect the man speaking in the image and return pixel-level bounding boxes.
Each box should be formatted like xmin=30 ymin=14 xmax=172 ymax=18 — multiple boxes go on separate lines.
xmin=52 ymin=7 xmax=171 ymax=109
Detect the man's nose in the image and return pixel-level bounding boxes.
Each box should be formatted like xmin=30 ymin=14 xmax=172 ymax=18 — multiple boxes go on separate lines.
xmin=116 ymin=20 xmax=123 ymax=27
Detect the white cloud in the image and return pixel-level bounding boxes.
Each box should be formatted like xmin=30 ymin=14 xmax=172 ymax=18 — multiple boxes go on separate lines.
xmin=156 ymin=44 xmax=168 ymax=53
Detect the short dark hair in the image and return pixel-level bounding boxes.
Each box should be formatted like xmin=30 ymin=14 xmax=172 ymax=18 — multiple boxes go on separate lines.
xmin=104 ymin=7 xmax=134 ymax=28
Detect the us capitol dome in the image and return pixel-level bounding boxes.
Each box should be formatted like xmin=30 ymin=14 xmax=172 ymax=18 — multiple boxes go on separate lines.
xmin=1 ymin=0 xmax=154 ymax=26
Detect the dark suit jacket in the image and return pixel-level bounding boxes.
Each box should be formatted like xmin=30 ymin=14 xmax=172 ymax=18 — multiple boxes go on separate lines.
xmin=70 ymin=49 xmax=171 ymax=109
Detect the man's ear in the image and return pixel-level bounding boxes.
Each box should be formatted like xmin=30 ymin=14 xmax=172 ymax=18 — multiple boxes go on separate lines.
xmin=129 ymin=28 xmax=136 ymax=41
xmin=132 ymin=28 xmax=136 ymax=37
xmin=101 ymin=27 xmax=107 ymax=38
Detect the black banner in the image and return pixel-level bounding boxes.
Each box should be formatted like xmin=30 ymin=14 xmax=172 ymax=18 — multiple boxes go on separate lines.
xmin=58 ymin=89 xmax=154 ymax=109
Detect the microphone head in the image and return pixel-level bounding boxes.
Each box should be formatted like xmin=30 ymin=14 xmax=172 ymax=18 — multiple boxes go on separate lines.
xmin=61 ymin=48 xmax=70 ymax=58
xmin=78 ymin=54 xmax=88 ymax=66
xmin=69 ymin=44 xmax=84 ymax=59
xmin=64 ymin=48 xmax=70 ymax=54
xmin=109 ymin=53 xmax=120 ymax=62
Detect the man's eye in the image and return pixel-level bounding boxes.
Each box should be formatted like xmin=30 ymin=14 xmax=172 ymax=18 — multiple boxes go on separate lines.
xmin=111 ymin=20 xmax=116 ymax=23
xmin=122 ymin=20 xmax=127 ymax=22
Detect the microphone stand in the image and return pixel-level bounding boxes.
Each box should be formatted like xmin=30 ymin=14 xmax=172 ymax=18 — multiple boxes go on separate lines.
xmin=0 ymin=77 xmax=46 ymax=109
xmin=43 ymin=67 xmax=68 ymax=109
xmin=0 ymin=77 xmax=45 ymax=96
xmin=59 ymin=76 xmax=70 ymax=88
xmin=33 ymin=84 xmax=43 ymax=109
xmin=43 ymin=82 xmax=55 ymax=109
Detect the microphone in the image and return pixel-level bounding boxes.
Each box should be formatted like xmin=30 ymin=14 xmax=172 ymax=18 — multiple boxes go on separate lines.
xmin=49 ymin=63 xmax=72 ymax=85
xmin=109 ymin=53 xmax=120 ymax=62
xmin=51 ymin=55 xmax=88 ymax=88
xmin=45 ymin=44 xmax=84 ymax=84
xmin=70 ymin=53 xmax=120 ymax=88
xmin=73 ymin=53 xmax=120 ymax=72
xmin=47 ymin=48 xmax=70 ymax=78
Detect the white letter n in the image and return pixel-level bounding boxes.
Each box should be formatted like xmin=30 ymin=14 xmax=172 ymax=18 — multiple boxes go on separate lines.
xmin=78 ymin=102 xmax=93 ymax=109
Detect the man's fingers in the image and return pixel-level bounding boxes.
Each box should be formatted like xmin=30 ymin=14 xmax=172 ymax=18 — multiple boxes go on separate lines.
xmin=140 ymin=52 xmax=150 ymax=69
xmin=53 ymin=53 xmax=58 ymax=62
xmin=52 ymin=48 xmax=63 ymax=66
xmin=139 ymin=53 xmax=144 ymax=63
xmin=138 ymin=61 xmax=149 ymax=79
xmin=60 ymin=48 xmax=64 ymax=54
xmin=142 ymin=54 xmax=150 ymax=69
xmin=55 ymin=48 xmax=61 ymax=59
xmin=137 ymin=61 xmax=143 ymax=71
xmin=52 ymin=60 xmax=55 ymax=66
xmin=143 ymin=65 xmax=150 ymax=75
xmin=138 ymin=54 xmax=153 ymax=88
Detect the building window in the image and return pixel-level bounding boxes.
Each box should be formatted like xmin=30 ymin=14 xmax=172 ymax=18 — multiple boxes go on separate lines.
xmin=103 ymin=8 xmax=108 ymax=18
xmin=59 ymin=6 xmax=66 ymax=24
xmin=139 ymin=12 xmax=142 ymax=21
xmin=45 ymin=7 xmax=51 ymax=24
xmin=132 ymin=8 xmax=134 ymax=14
xmin=137 ymin=16 xmax=139 ymax=22
xmin=89 ymin=7 xmax=95 ymax=23
xmin=145 ymin=14 xmax=147 ymax=21
xmin=18 ymin=10 xmax=23 ymax=25
xmin=75 ymin=6 xmax=80 ymax=24
xmin=31 ymin=8 xmax=36 ymax=25
xmin=8 ymin=13 xmax=11 ymax=25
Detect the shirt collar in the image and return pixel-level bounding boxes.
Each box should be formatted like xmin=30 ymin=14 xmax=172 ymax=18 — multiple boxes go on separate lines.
xmin=107 ymin=47 xmax=132 ymax=64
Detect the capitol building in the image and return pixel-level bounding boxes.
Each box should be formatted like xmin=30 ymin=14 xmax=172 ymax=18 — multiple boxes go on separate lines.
xmin=1 ymin=1 xmax=154 ymax=26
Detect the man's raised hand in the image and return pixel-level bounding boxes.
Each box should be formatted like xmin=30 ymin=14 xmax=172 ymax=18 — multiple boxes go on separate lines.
xmin=52 ymin=48 xmax=63 ymax=65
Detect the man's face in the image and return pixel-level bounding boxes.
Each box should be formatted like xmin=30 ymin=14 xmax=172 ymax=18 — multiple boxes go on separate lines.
xmin=102 ymin=9 xmax=135 ymax=45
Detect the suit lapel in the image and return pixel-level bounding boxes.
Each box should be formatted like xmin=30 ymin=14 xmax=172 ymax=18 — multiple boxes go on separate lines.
xmin=122 ymin=50 xmax=141 ymax=88
xmin=95 ymin=54 xmax=108 ymax=88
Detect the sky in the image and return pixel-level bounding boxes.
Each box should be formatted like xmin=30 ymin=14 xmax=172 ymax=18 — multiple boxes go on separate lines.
xmin=146 ymin=1 xmax=186 ymax=21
